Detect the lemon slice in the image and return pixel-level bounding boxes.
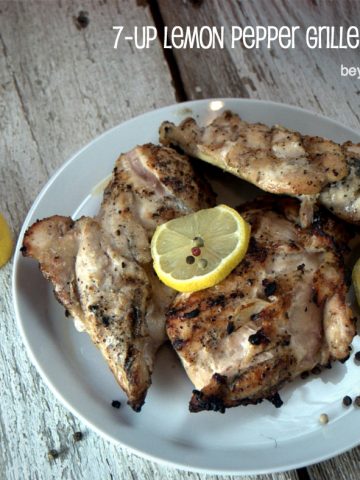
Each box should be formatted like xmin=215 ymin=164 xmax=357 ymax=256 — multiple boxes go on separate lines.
xmin=0 ymin=213 xmax=13 ymax=268
xmin=151 ymin=204 xmax=251 ymax=292
xmin=353 ymin=257 xmax=360 ymax=307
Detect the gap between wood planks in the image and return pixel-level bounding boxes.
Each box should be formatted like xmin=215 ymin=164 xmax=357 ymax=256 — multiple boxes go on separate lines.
xmin=148 ymin=0 xmax=187 ymax=102
xmin=298 ymin=468 xmax=312 ymax=480
xmin=147 ymin=2 xmax=317 ymax=480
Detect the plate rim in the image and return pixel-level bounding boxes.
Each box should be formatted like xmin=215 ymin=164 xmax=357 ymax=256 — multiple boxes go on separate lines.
xmin=12 ymin=98 xmax=360 ymax=475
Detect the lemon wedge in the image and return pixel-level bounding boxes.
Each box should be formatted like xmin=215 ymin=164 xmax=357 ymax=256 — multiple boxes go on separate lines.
xmin=353 ymin=257 xmax=360 ymax=307
xmin=0 ymin=213 xmax=13 ymax=268
xmin=151 ymin=204 xmax=251 ymax=292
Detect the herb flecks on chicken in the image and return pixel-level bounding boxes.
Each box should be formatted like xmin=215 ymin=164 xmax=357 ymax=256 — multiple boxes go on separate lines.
xmin=98 ymin=144 xmax=215 ymax=264
xmin=159 ymin=111 xmax=350 ymax=227
xmin=22 ymin=144 xmax=216 ymax=411
xmin=160 ymin=111 xmax=348 ymax=195
xmin=166 ymin=197 xmax=355 ymax=413
xmin=23 ymin=216 xmax=154 ymax=411
xmin=320 ymin=142 xmax=360 ymax=225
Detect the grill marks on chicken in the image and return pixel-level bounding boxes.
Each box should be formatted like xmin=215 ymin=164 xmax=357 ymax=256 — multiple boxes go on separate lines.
xmin=75 ymin=218 xmax=158 ymax=410
xmin=22 ymin=216 xmax=83 ymax=325
xmin=22 ymin=144 xmax=216 ymax=411
xmin=159 ymin=111 xmax=353 ymax=227
xmin=320 ymin=142 xmax=360 ymax=225
xmin=98 ymin=144 xmax=215 ymax=264
xmin=23 ymin=216 xmax=153 ymax=410
xmin=22 ymin=113 xmax=358 ymax=415
xmin=160 ymin=111 xmax=348 ymax=196
xmin=166 ymin=198 xmax=355 ymax=413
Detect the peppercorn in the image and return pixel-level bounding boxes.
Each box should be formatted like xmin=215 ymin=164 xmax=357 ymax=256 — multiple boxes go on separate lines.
xmin=191 ymin=247 xmax=201 ymax=256
xmin=319 ymin=413 xmax=329 ymax=425
xmin=73 ymin=431 xmax=83 ymax=442
xmin=198 ymin=258 xmax=208 ymax=269
xmin=193 ymin=236 xmax=204 ymax=247
xmin=355 ymin=351 xmax=360 ymax=362
xmin=112 ymin=400 xmax=121 ymax=409
xmin=343 ymin=396 xmax=352 ymax=407
xmin=47 ymin=449 xmax=59 ymax=461
xmin=186 ymin=255 xmax=195 ymax=264
xmin=75 ymin=11 xmax=89 ymax=29
xmin=355 ymin=396 xmax=360 ymax=407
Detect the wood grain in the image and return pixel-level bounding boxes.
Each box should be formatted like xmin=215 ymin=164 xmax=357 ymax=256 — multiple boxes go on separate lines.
xmin=158 ymin=0 xmax=360 ymax=131
xmin=0 ymin=0 xmax=298 ymax=479
xmin=0 ymin=0 xmax=175 ymax=233
xmin=0 ymin=0 xmax=359 ymax=478
xmin=308 ymin=449 xmax=360 ymax=480
xmin=0 ymin=1 xmax=177 ymax=479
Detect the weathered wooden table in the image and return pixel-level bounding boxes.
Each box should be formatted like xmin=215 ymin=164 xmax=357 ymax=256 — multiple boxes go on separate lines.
xmin=1 ymin=1 xmax=359 ymax=478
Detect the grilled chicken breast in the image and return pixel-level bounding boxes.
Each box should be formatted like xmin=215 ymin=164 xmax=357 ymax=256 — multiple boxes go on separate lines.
xmin=98 ymin=143 xmax=215 ymax=263
xmin=23 ymin=216 xmax=154 ymax=409
xmin=160 ymin=111 xmax=348 ymax=195
xmin=22 ymin=144 xmax=216 ymax=411
xmin=159 ymin=111 xmax=350 ymax=226
xmin=166 ymin=197 xmax=355 ymax=413
xmin=320 ymin=142 xmax=360 ymax=225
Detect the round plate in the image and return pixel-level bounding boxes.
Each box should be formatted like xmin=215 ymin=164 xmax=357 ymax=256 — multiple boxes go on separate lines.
xmin=12 ymin=99 xmax=360 ymax=474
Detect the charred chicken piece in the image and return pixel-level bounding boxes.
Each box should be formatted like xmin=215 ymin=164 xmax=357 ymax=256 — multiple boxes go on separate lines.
xmin=320 ymin=142 xmax=360 ymax=225
xmin=98 ymin=143 xmax=215 ymax=263
xmin=160 ymin=111 xmax=349 ymax=227
xmin=22 ymin=144 xmax=216 ymax=411
xmin=159 ymin=111 xmax=348 ymax=195
xmin=23 ymin=216 xmax=153 ymax=410
xmin=166 ymin=197 xmax=355 ymax=413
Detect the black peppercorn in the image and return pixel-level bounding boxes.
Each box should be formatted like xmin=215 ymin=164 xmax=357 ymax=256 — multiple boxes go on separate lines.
xmin=73 ymin=431 xmax=83 ymax=442
xmin=111 ymin=400 xmax=121 ymax=409
xmin=75 ymin=11 xmax=89 ymax=29
xmin=343 ymin=395 xmax=352 ymax=407
xmin=47 ymin=449 xmax=59 ymax=461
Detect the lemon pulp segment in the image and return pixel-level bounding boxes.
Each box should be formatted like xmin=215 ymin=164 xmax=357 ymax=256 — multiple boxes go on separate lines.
xmin=151 ymin=204 xmax=251 ymax=292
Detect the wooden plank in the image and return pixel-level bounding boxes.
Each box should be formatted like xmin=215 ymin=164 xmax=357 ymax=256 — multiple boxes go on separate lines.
xmin=0 ymin=0 xmax=176 ymax=233
xmin=308 ymin=450 xmax=360 ymax=480
xmin=0 ymin=0 xmax=299 ymax=479
xmin=158 ymin=0 xmax=360 ymax=131
xmin=0 ymin=1 xmax=175 ymax=479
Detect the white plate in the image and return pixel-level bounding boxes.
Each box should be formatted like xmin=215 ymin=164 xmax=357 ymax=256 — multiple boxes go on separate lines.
xmin=12 ymin=99 xmax=360 ymax=475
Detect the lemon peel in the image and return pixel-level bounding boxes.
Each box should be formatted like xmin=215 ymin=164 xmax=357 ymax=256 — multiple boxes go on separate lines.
xmin=0 ymin=213 xmax=13 ymax=268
